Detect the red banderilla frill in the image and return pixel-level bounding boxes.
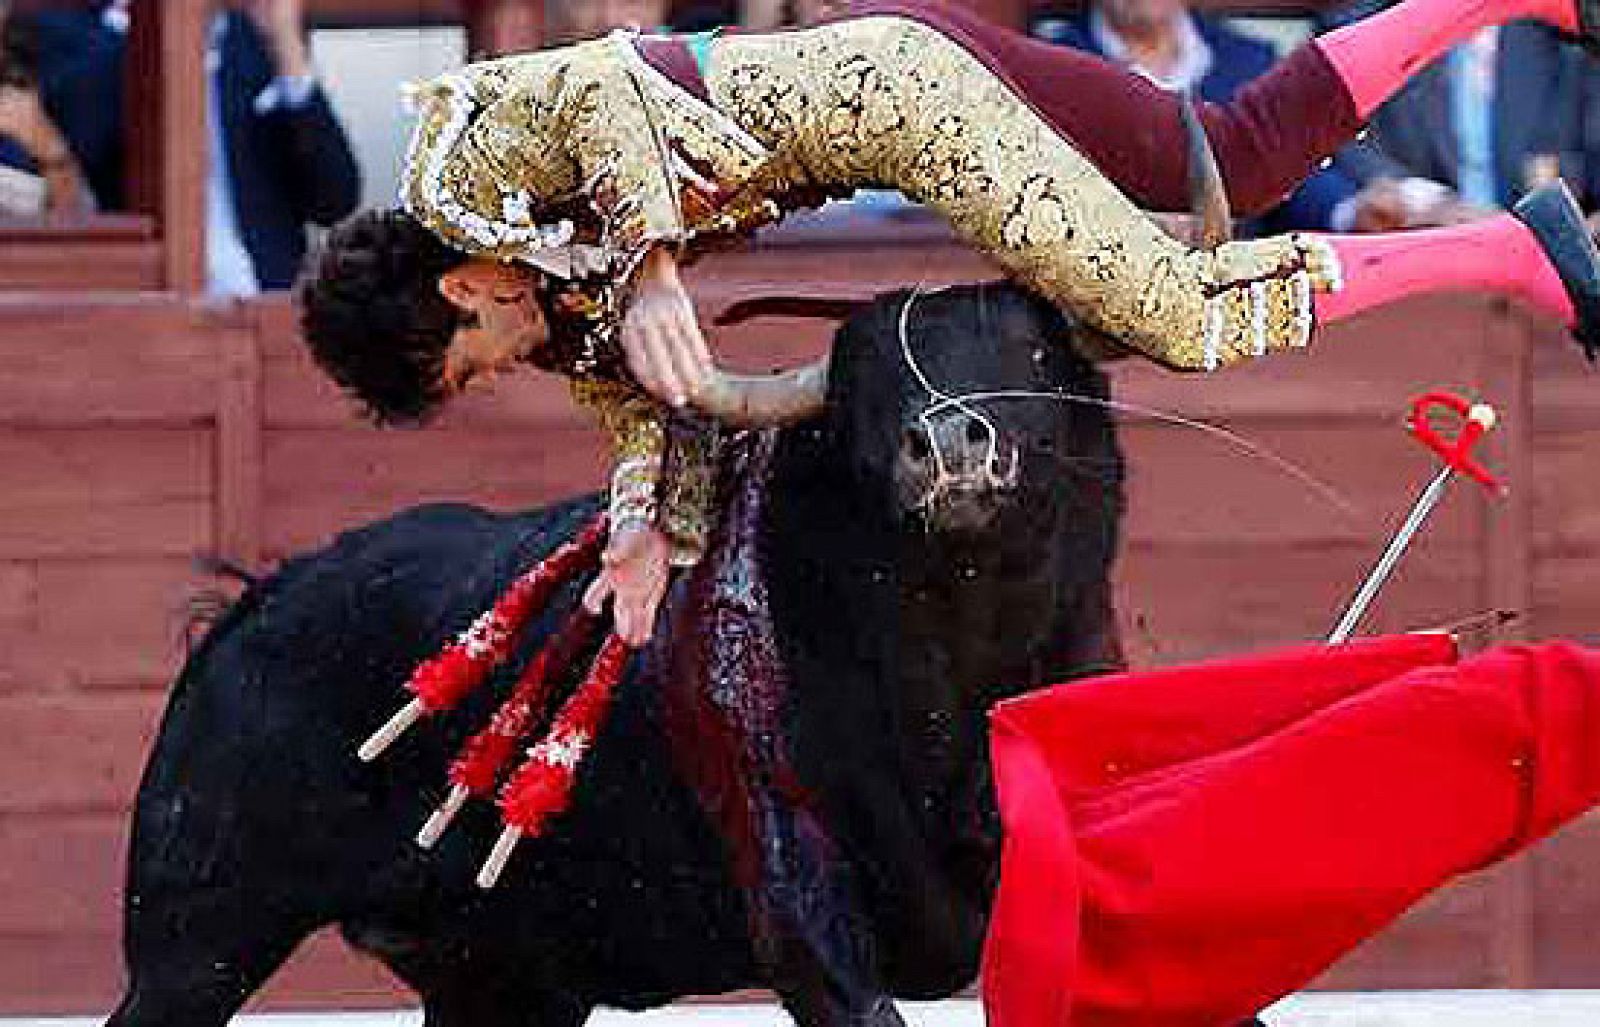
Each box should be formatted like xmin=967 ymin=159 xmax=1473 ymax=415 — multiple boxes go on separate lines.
xmin=353 ymin=510 xmax=632 ymax=889
xmin=477 ymin=634 xmax=631 ymax=889
xmin=414 ymin=606 xmax=604 ymax=849
xmin=356 ymin=514 xmax=609 ymax=761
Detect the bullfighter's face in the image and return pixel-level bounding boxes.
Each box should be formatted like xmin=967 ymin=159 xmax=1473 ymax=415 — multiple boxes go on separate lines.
xmin=436 ymin=257 xmax=550 ymax=395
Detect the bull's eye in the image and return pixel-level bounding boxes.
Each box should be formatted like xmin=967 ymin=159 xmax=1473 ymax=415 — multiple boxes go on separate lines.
xmin=965 ymin=419 xmax=988 ymax=444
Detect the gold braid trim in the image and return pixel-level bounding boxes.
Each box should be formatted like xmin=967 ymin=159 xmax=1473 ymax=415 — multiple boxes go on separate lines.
xmin=569 ymin=379 xmax=720 ymax=566
xmin=570 ymin=378 xmax=665 ymax=533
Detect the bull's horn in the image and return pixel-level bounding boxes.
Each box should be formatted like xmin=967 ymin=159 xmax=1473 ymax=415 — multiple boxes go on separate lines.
xmin=1180 ymin=94 xmax=1232 ymax=250
xmin=692 ymin=354 xmax=831 ymax=428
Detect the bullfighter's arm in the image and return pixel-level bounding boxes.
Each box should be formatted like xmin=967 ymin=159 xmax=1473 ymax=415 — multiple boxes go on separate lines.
xmin=570 ymin=377 xmax=715 ymax=567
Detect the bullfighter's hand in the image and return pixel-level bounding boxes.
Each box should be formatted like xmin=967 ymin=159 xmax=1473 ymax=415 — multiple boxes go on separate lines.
xmin=582 ymin=521 xmax=672 ymax=647
xmin=621 ymin=245 xmax=712 ymax=409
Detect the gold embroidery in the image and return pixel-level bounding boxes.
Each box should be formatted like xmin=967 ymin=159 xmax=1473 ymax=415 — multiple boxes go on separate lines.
xmin=402 ymin=34 xmax=776 ymax=281
xmin=568 ymin=378 xmax=718 ymax=565
xmin=706 ymin=17 xmax=1338 ymax=370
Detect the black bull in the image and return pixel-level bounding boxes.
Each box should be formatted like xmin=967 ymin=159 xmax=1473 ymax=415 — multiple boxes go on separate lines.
xmin=112 ymin=284 xmax=1127 ymax=1027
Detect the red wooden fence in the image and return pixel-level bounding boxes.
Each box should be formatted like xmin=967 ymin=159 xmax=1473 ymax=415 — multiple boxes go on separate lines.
xmin=3 ymin=235 xmax=1600 ymax=1011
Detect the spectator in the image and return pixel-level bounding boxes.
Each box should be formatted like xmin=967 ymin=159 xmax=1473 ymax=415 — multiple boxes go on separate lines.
xmin=1320 ymin=0 xmax=1587 ymax=222
xmin=1 ymin=0 xmax=361 ymax=293
xmin=1035 ymin=0 xmax=1411 ymax=233
xmin=547 ymin=0 xmax=669 ymax=42
xmin=0 ymin=2 xmax=93 ymax=215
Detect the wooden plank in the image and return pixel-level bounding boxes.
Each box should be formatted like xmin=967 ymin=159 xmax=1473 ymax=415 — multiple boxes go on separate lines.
xmin=0 ymin=932 xmax=122 ymax=1017
xmin=1529 ymin=543 xmax=1600 ymax=644
xmin=1530 ymin=812 xmax=1600 ymax=984
xmin=0 ymin=429 xmax=212 ymax=559
xmin=261 ymin=425 xmax=609 ymax=556
xmin=0 ymin=298 xmax=221 ymax=425
xmin=2 ymin=558 xmax=201 ymax=693
xmin=0 ymin=696 xmax=164 ymax=814
xmin=0 ymin=240 xmax=163 ymax=291
xmin=126 ymin=0 xmax=208 ymax=292
xmin=216 ymin=311 xmax=265 ymax=569
xmin=248 ymin=928 xmax=413 ymax=1011
xmin=1115 ymin=540 xmax=1478 ymax=666
xmin=1120 ymin=420 xmax=1481 ymax=546
xmin=1476 ymin=307 xmax=1537 ymax=989
xmin=1312 ymin=864 xmax=1505 ymax=990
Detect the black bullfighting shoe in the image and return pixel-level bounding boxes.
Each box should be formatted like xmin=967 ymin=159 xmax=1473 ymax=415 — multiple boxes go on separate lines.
xmin=1513 ymin=179 xmax=1600 ymax=363
xmin=1565 ymin=0 xmax=1600 ymax=55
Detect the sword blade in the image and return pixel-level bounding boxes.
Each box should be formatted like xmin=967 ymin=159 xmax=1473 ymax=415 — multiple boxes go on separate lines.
xmin=1327 ymin=464 xmax=1456 ymax=644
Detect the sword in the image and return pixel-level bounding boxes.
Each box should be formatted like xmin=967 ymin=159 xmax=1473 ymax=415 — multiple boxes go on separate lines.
xmin=1327 ymin=391 xmax=1505 ymax=645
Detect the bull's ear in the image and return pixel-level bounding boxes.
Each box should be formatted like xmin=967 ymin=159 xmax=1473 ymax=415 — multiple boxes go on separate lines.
xmin=1180 ymin=95 xmax=1232 ymax=250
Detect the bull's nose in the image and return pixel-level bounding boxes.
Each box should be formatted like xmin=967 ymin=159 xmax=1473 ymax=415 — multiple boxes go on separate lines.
xmin=895 ymin=417 xmax=1021 ymax=531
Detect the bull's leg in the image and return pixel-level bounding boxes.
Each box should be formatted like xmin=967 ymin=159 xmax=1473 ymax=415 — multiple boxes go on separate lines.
xmin=106 ymin=884 xmax=323 ymax=1027
xmin=770 ymin=938 xmax=906 ymax=1027
xmin=776 ymin=988 xmax=906 ymax=1027
xmin=106 ymin=784 xmax=350 ymax=1027
xmin=419 ymin=983 xmax=589 ymax=1027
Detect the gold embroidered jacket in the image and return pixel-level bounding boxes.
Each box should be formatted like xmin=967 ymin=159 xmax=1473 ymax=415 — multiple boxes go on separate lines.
xmin=402 ymin=32 xmax=786 ymax=564
xmin=401 ymin=18 xmax=1345 ymax=558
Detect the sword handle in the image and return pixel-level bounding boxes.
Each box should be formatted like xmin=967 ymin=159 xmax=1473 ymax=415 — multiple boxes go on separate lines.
xmin=1406 ymin=392 xmax=1503 ymax=492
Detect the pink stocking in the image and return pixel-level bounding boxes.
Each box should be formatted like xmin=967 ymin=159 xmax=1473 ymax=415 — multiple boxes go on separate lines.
xmin=1316 ymin=0 xmax=1578 ymax=117
xmin=1312 ymin=215 xmax=1575 ymax=328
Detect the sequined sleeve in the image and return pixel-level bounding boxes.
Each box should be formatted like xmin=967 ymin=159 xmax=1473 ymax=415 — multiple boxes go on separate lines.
xmin=570 ymin=377 xmax=665 ymax=536
xmin=569 ymin=378 xmax=718 ymax=566
xmin=399 ymin=61 xmax=586 ymax=262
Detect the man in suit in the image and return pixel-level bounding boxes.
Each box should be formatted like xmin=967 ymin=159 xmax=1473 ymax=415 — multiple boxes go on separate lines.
xmin=3 ymin=0 xmax=360 ymax=293
xmin=1322 ymin=0 xmax=1594 ymax=219
xmin=1035 ymin=0 xmax=1412 ymax=233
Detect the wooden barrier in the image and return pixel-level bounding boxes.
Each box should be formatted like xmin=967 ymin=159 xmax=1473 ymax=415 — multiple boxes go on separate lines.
xmin=3 ymin=231 xmax=1600 ymax=1011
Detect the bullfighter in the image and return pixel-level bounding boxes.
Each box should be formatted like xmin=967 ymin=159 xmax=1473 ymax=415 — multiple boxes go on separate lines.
xmin=297 ymin=0 xmax=1600 ymax=644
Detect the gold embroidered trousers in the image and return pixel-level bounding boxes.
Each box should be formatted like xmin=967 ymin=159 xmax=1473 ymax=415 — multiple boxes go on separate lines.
xmin=706 ymin=17 xmax=1342 ymax=371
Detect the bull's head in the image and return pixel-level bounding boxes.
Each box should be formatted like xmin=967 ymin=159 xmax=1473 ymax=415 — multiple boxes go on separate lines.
xmin=696 ymin=94 xmax=1231 ymax=431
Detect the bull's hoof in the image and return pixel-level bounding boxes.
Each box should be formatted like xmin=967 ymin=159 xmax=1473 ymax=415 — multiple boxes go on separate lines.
xmin=1512 ymin=180 xmax=1600 ymax=363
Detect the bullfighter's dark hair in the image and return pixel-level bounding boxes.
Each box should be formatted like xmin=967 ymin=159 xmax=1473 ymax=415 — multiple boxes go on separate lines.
xmin=296 ymin=208 xmax=474 ymax=425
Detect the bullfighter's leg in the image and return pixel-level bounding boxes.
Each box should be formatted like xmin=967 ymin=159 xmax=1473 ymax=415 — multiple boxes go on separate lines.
xmin=713 ymin=18 xmax=1592 ymax=372
xmin=837 ymin=0 xmax=1583 ymax=215
xmin=985 ymin=639 xmax=1600 ymax=1027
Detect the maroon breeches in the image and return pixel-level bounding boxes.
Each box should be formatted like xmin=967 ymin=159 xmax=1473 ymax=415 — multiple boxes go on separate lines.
xmin=835 ymin=0 xmax=1362 ymax=216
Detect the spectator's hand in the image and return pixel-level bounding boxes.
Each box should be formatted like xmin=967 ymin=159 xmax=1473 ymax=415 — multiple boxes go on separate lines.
xmin=0 ymin=83 xmax=91 ymax=214
xmin=1411 ymin=197 xmax=1494 ymax=226
xmin=0 ymin=83 xmax=57 ymax=154
xmin=582 ymin=522 xmax=672 ymax=647
xmin=620 ymin=245 xmax=712 ymax=408
xmin=241 ymin=0 xmax=312 ymax=77
xmin=1348 ymin=180 xmax=1411 ymax=232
